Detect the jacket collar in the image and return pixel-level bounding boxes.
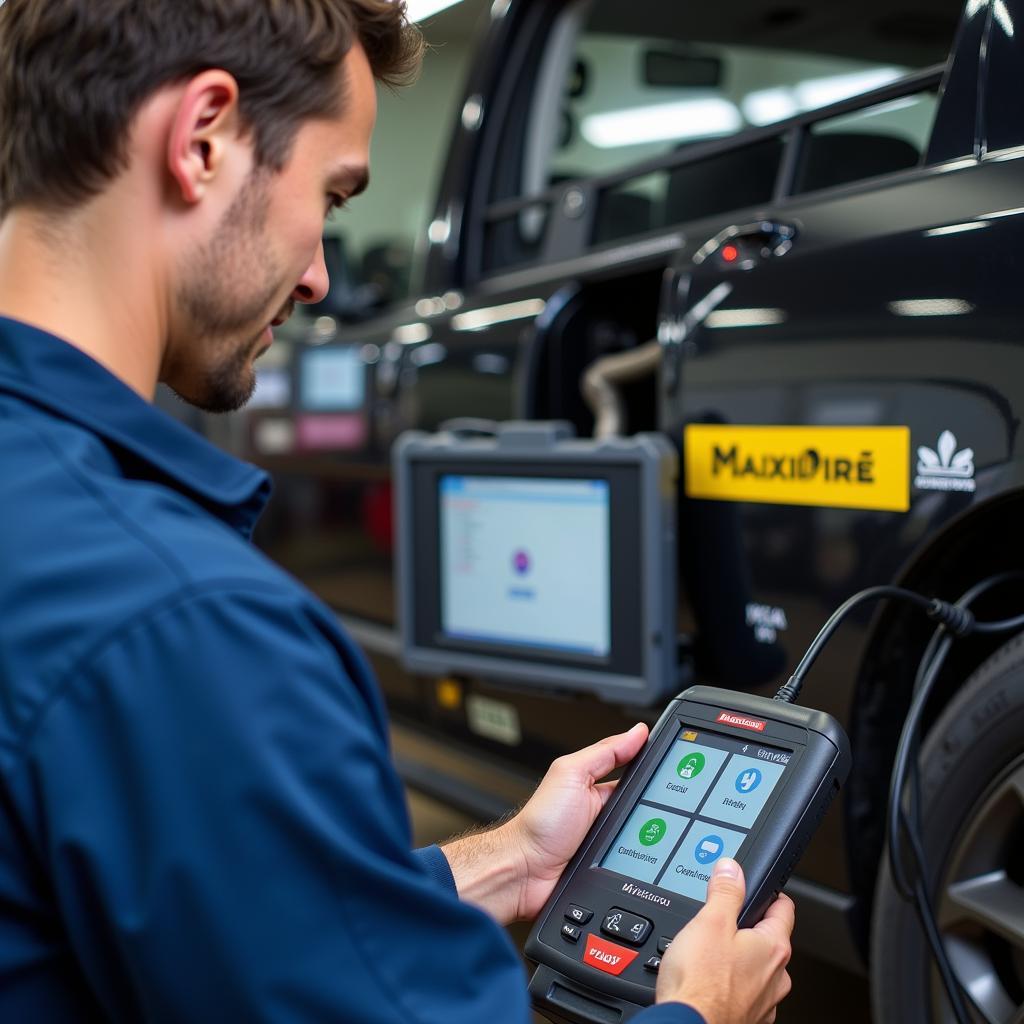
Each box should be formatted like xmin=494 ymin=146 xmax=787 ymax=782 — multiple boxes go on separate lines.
xmin=0 ymin=317 xmax=271 ymax=538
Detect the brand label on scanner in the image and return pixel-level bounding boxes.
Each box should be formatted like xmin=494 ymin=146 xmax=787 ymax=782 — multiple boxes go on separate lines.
xmin=685 ymin=425 xmax=910 ymax=512
xmin=716 ymin=711 xmax=767 ymax=732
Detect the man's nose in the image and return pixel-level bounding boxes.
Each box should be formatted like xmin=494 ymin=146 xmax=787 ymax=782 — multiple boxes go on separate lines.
xmin=292 ymin=239 xmax=330 ymax=305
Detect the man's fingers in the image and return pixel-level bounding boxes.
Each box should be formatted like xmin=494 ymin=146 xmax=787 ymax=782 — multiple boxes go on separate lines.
xmin=702 ymin=858 xmax=746 ymax=923
xmin=753 ymin=891 xmax=796 ymax=943
xmin=777 ymin=968 xmax=793 ymax=1002
xmin=555 ymin=723 xmax=648 ymax=784
xmin=757 ymin=969 xmax=791 ymax=1024
xmin=596 ymin=722 xmax=648 ymax=772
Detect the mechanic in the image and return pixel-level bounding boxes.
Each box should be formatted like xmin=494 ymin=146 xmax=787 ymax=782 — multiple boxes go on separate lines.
xmin=0 ymin=2 xmax=793 ymax=1022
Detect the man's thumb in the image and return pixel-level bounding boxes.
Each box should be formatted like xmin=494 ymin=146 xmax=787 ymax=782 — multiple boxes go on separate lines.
xmin=705 ymin=857 xmax=746 ymax=916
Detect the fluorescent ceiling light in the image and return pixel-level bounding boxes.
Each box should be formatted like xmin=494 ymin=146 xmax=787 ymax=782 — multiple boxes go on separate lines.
xmin=795 ymin=68 xmax=904 ymax=110
xmin=743 ymin=68 xmax=904 ymax=126
xmin=887 ymin=299 xmax=975 ymax=317
xmin=742 ymin=89 xmax=798 ymax=127
xmin=415 ymin=296 xmax=447 ymax=318
xmin=393 ymin=322 xmax=432 ymax=345
xmin=405 ymin=0 xmax=463 ymax=22
xmin=582 ymin=98 xmax=742 ymax=149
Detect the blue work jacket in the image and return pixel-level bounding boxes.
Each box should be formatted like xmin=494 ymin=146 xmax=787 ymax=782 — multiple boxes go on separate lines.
xmin=0 ymin=317 xmax=703 ymax=1024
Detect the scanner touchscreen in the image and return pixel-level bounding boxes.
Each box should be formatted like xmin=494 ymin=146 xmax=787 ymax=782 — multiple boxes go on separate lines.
xmin=599 ymin=725 xmax=791 ymax=903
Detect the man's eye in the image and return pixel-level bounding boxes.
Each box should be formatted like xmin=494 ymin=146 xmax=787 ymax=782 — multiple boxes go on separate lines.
xmin=326 ymin=194 xmax=348 ymax=221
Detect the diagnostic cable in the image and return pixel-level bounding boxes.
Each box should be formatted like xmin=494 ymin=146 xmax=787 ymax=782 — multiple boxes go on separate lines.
xmin=525 ymin=579 xmax=1022 ymax=1024
xmin=773 ymin=576 xmax=1024 ymax=1024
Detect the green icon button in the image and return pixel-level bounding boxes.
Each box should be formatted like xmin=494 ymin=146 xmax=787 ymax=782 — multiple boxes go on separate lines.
xmin=639 ymin=817 xmax=667 ymax=846
xmin=677 ymin=752 xmax=706 ymax=780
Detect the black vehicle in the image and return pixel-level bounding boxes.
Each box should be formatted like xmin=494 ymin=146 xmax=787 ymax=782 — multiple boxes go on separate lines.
xmin=237 ymin=1 xmax=1024 ymax=1020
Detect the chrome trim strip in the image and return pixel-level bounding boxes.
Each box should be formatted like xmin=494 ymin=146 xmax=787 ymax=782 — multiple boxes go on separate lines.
xmin=478 ymin=232 xmax=686 ymax=294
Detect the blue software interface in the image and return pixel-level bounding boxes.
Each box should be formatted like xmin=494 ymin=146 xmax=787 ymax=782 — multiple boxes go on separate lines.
xmin=440 ymin=476 xmax=610 ymax=657
xmin=599 ymin=726 xmax=791 ymax=903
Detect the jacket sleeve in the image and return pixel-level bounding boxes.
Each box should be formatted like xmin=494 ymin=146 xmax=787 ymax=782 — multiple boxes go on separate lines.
xmin=11 ymin=582 xmax=530 ymax=1024
xmin=413 ymin=845 xmax=458 ymax=892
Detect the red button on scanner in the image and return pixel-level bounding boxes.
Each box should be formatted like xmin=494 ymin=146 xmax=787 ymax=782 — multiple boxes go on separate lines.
xmin=582 ymin=933 xmax=640 ymax=976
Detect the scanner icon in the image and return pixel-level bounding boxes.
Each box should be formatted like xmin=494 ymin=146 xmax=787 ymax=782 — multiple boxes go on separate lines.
xmin=676 ymin=751 xmax=706 ymax=780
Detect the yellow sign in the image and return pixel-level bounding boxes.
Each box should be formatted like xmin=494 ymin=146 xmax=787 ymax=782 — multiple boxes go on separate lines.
xmin=685 ymin=425 xmax=910 ymax=512
xmin=681 ymin=730 xmax=699 ymax=742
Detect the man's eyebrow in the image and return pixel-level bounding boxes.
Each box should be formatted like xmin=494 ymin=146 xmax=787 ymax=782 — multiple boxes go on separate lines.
xmin=331 ymin=166 xmax=370 ymax=198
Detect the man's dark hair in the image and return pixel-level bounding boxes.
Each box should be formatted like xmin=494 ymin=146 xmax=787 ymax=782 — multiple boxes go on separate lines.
xmin=0 ymin=0 xmax=424 ymax=214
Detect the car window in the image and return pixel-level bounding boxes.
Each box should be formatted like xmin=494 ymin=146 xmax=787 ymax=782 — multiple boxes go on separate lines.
xmin=981 ymin=1 xmax=1024 ymax=155
xmin=552 ymin=39 xmax=913 ymax=187
xmin=481 ymin=0 xmax=964 ymax=273
xmin=291 ymin=0 xmax=487 ymax=327
xmin=792 ymin=90 xmax=940 ymax=195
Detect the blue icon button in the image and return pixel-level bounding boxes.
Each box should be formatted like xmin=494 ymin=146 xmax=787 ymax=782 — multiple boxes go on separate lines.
xmin=735 ymin=767 xmax=762 ymax=794
xmin=694 ymin=834 xmax=724 ymax=865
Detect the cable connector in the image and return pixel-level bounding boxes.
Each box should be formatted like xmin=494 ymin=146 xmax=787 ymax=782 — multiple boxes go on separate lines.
xmin=773 ymin=675 xmax=801 ymax=704
xmin=926 ymin=599 xmax=975 ymax=637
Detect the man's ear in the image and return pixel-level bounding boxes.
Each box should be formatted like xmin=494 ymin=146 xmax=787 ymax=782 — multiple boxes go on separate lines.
xmin=166 ymin=70 xmax=243 ymax=205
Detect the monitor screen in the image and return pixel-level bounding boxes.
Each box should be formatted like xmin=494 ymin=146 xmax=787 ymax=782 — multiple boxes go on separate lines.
xmin=599 ymin=724 xmax=791 ymax=903
xmin=248 ymin=366 xmax=292 ymax=410
xmin=439 ymin=475 xmax=611 ymax=657
xmin=299 ymin=347 xmax=365 ymax=412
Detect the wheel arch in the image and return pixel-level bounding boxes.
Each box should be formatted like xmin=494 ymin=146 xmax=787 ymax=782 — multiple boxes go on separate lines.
xmin=844 ymin=485 xmax=1024 ymax=955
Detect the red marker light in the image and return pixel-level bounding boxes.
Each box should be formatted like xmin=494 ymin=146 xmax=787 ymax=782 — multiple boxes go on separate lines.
xmin=721 ymin=244 xmax=739 ymax=263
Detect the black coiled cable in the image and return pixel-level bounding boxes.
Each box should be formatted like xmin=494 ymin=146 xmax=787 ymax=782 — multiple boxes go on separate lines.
xmin=775 ymin=576 xmax=1024 ymax=1023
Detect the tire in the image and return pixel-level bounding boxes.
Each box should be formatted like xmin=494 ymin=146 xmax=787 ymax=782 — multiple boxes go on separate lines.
xmin=871 ymin=633 xmax=1024 ymax=1024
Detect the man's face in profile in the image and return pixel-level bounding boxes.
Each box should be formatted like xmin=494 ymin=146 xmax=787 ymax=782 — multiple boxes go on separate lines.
xmin=173 ymin=171 xmax=289 ymax=412
xmin=165 ymin=46 xmax=377 ymax=413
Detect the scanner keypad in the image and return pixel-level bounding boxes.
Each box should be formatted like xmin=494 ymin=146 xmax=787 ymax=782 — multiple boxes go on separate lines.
xmin=601 ymin=907 xmax=652 ymax=946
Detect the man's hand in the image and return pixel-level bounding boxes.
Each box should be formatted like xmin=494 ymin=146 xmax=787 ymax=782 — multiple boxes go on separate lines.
xmin=656 ymin=858 xmax=794 ymax=1024
xmin=507 ymin=722 xmax=648 ymax=921
xmin=440 ymin=723 xmax=648 ymax=925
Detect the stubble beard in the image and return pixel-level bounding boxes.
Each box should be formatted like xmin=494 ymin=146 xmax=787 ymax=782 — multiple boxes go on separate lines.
xmin=170 ymin=171 xmax=286 ymax=414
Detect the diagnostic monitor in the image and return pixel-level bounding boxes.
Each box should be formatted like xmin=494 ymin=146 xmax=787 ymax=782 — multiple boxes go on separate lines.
xmin=294 ymin=344 xmax=370 ymax=452
xmin=298 ymin=345 xmax=365 ymax=412
xmin=394 ymin=422 xmax=678 ymax=704
xmin=248 ymin=366 xmax=293 ymax=410
xmin=525 ymin=685 xmax=851 ymax=1023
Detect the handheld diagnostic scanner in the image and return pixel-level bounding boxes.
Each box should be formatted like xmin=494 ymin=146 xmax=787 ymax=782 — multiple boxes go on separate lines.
xmin=525 ymin=685 xmax=850 ymax=1024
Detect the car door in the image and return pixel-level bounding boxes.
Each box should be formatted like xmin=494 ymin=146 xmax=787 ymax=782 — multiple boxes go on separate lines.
xmin=659 ymin=0 xmax=1016 ymax=921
